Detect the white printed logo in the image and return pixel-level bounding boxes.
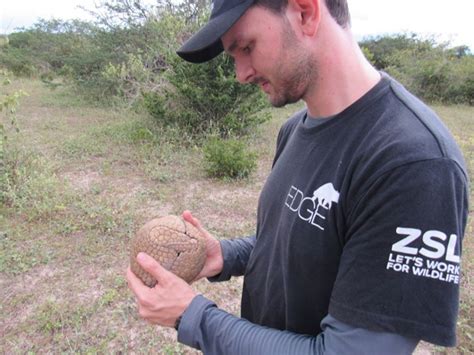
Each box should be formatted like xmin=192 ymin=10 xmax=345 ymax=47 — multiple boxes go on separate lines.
xmin=386 ymin=227 xmax=461 ymax=284
xmin=285 ymin=183 xmax=340 ymax=231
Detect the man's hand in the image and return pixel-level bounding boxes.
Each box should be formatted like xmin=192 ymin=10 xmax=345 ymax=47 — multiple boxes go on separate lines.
xmin=127 ymin=252 xmax=197 ymax=327
xmin=182 ymin=210 xmax=224 ymax=281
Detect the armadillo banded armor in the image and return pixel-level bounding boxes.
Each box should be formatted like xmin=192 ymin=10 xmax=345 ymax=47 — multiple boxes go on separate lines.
xmin=130 ymin=215 xmax=206 ymax=287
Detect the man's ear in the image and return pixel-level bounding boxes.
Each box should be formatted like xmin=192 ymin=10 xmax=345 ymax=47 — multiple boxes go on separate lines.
xmin=288 ymin=0 xmax=321 ymax=36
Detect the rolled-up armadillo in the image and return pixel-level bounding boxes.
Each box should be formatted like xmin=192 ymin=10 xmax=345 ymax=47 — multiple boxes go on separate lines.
xmin=130 ymin=215 xmax=206 ymax=287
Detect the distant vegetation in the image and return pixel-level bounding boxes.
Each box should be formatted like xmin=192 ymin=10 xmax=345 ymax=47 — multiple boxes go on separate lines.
xmin=0 ymin=1 xmax=473 ymax=141
xmin=0 ymin=0 xmax=268 ymax=141
xmin=1 ymin=1 xmax=473 ymax=110
xmin=360 ymin=34 xmax=474 ymax=105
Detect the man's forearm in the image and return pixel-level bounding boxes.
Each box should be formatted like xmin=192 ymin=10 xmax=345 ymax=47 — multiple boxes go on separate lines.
xmin=208 ymin=235 xmax=256 ymax=282
xmin=178 ymin=295 xmax=419 ymax=355
xmin=177 ymin=295 xmax=321 ymax=354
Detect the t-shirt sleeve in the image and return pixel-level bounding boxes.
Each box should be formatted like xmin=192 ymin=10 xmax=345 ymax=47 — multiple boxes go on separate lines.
xmin=329 ymin=158 xmax=469 ymax=347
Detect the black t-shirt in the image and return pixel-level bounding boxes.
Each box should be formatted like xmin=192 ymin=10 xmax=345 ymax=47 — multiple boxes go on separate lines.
xmin=240 ymin=74 xmax=469 ymax=346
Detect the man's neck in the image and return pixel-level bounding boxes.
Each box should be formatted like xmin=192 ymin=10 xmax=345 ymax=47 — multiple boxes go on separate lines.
xmin=303 ymin=25 xmax=381 ymax=118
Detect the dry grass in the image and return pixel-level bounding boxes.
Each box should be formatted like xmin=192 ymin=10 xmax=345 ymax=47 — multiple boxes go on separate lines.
xmin=1 ymin=79 xmax=472 ymax=354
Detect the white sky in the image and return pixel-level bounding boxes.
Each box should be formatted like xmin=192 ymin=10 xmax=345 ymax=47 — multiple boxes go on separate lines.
xmin=1 ymin=0 xmax=473 ymax=49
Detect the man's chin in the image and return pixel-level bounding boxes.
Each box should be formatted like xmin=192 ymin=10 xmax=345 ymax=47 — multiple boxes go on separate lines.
xmin=268 ymin=94 xmax=300 ymax=108
xmin=270 ymin=100 xmax=288 ymax=108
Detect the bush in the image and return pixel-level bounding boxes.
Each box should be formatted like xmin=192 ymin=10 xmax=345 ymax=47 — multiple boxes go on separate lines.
xmin=453 ymin=56 xmax=474 ymax=105
xmin=1 ymin=146 xmax=65 ymax=218
xmin=361 ymin=46 xmax=375 ymax=66
xmin=142 ymin=90 xmax=167 ymax=120
xmin=359 ymin=33 xmax=436 ymax=70
xmin=0 ymin=47 xmax=37 ymax=77
xmin=0 ymin=20 xmax=100 ymax=78
xmin=1 ymin=71 xmax=28 ymax=205
xmin=361 ymin=33 xmax=474 ymax=105
xmin=384 ymin=47 xmax=474 ymax=104
xmin=138 ymin=7 xmax=270 ymax=139
xmin=203 ymin=137 xmax=257 ymax=179
xmin=150 ymin=52 xmax=270 ymax=138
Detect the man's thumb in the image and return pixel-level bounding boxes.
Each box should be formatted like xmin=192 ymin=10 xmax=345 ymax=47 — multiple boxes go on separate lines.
xmin=137 ymin=252 xmax=171 ymax=284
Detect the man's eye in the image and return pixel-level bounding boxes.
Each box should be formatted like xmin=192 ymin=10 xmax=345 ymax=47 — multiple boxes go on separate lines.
xmin=243 ymin=46 xmax=251 ymax=54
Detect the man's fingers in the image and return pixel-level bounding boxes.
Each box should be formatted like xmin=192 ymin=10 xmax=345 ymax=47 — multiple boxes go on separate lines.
xmin=182 ymin=210 xmax=207 ymax=235
xmin=136 ymin=252 xmax=174 ymax=285
xmin=185 ymin=210 xmax=206 ymax=228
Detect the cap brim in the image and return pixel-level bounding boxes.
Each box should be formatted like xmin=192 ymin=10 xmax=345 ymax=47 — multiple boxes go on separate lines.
xmin=177 ymin=0 xmax=254 ymax=63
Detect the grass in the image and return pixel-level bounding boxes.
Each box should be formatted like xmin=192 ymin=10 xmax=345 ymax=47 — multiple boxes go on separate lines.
xmin=0 ymin=79 xmax=473 ymax=354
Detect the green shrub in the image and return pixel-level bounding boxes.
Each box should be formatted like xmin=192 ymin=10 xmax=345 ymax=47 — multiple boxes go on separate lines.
xmin=359 ymin=33 xmax=436 ymax=70
xmin=2 ymin=145 xmax=65 ymax=219
xmin=142 ymin=90 xmax=167 ymax=121
xmin=1 ymin=72 xmax=28 ymax=206
xmin=101 ymin=53 xmax=151 ymax=102
xmin=203 ymin=137 xmax=257 ymax=179
xmin=361 ymin=33 xmax=474 ymax=105
xmin=0 ymin=47 xmax=37 ymax=77
xmin=384 ymin=46 xmax=474 ymax=105
xmin=0 ymin=35 xmax=8 ymax=47
xmin=454 ymin=56 xmax=474 ymax=105
xmin=361 ymin=46 xmax=375 ymax=66
xmin=150 ymin=52 xmax=270 ymax=139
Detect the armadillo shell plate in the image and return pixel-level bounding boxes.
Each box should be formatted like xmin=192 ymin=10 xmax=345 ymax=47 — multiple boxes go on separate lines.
xmin=130 ymin=215 xmax=206 ymax=287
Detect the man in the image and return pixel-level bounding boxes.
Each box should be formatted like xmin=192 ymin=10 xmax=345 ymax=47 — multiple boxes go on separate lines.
xmin=127 ymin=0 xmax=469 ymax=353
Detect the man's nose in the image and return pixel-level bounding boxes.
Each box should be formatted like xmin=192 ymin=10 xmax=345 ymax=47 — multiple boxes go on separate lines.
xmin=235 ymin=58 xmax=255 ymax=84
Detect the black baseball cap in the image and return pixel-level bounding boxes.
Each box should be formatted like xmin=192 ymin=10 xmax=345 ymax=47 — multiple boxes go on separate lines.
xmin=177 ymin=0 xmax=256 ymax=63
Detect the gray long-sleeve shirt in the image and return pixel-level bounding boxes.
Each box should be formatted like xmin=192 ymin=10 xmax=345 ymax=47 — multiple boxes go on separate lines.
xmin=176 ymin=237 xmax=419 ymax=354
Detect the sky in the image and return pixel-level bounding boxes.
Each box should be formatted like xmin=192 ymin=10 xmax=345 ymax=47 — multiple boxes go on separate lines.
xmin=1 ymin=0 xmax=473 ymax=50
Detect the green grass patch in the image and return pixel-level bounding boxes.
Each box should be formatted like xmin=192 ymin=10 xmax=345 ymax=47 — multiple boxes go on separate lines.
xmin=0 ymin=236 xmax=54 ymax=275
xmin=61 ymin=134 xmax=107 ymax=157
xmin=2 ymin=145 xmax=67 ymax=219
xmin=36 ymin=299 xmax=91 ymax=334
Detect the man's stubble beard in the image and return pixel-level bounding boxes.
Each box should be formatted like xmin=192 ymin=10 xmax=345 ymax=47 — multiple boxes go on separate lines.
xmin=268 ymin=23 xmax=317 ymax=108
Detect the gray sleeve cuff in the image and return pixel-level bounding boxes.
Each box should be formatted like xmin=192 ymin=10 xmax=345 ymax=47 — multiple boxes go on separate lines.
xmin=207 ymin=235 xmax=256 ymax=283
xmin=207 ymin=239 xmax=235 ymax=282
xmin=177 ymin=294 xmax=216 ymax=350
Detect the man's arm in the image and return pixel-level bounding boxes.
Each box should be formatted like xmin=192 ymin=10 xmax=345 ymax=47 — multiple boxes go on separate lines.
xmin=127 ymin=248 xmax=418 ymax=355
xmin=207 ymin=235 xmax=256 ymax=282
xmin=178 ymin=295 xmax=419 ymax=355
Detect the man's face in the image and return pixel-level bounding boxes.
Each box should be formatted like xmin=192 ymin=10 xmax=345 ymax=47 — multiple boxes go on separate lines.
xmin=222 ymin=6 xmax=316 ymax=107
